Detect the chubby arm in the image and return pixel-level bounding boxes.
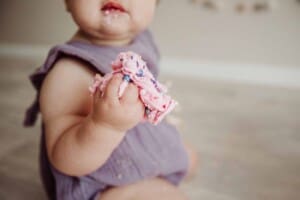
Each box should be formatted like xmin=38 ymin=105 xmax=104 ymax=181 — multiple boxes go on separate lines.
xmin=39 ymin=58 xmax=131 ymax=177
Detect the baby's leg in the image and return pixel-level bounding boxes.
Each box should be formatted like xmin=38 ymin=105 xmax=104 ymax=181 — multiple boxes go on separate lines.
xmin=184 ymin=143 xmax=199 ymax=180
xmin=99 ymin=178 xmax=188 ymax=200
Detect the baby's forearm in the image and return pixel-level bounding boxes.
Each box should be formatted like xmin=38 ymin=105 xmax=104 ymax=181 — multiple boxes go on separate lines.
xmin=49 ymin=115 xmax=125 ymax=177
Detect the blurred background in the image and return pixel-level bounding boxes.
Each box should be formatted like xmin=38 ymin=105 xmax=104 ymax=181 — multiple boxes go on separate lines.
xmin=0 ymin=0 xmax=299 ymax=199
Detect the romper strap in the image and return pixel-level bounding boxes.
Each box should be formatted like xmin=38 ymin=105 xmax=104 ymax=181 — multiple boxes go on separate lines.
xmin=23 ymin=95 xmax=39 ymax=126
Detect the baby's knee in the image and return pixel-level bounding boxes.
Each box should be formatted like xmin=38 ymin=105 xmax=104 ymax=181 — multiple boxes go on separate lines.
xmin=184 ymin=144 xmax=199 ymax=180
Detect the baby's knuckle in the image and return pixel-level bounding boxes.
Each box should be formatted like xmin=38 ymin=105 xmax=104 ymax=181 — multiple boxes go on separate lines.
xmin=106 ymin=101 xmax=117 ymax=109
xmin=113 ymin=74 xmax=122 ymax=81
xmin=108 ymin=77 xmax=118 ymax=86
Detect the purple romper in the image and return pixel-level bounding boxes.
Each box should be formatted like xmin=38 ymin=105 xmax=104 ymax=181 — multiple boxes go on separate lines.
xmin=23 ymin=30 xmax=189 ymax=200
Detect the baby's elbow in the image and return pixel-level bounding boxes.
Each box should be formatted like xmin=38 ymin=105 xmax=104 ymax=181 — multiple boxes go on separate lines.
xmin=48 ymin=153 xmax=93 ymax=177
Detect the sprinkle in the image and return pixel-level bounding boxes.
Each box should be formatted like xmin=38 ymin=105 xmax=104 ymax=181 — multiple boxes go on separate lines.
xmin=123 ymin=74 xmax=131 ymax=82
xmin=136 ymin=69 xmax=144 ymax=77
xmin=145 ymin=107 xmax=151 ymax=116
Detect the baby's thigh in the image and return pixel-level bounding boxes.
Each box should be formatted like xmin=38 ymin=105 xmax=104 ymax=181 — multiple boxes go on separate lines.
xmin=99 ymin=178 xmax=188 ymax=200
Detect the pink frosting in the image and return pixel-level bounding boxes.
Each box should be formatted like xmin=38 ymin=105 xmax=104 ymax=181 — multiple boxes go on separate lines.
xmin=89 ymin=51 xmax=177 ymax=125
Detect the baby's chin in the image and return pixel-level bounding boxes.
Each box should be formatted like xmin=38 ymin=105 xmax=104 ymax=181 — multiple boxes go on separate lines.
xmin=99 ymin=23 xmax=135 ymax=41
xmin=101 ymin=24 xmax=129 ymax=35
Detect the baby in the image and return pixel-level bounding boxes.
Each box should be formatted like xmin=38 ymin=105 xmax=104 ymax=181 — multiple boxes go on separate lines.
xmin=24 ymin=0 xmax=197 ymax=200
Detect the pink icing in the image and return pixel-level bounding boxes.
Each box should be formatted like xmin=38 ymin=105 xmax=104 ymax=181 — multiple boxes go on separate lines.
xmin=89 ymin=51 xmax=177 ymax=125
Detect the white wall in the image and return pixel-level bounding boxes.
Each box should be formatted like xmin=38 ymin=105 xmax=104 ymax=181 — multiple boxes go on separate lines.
xmin=152 ymin=0 xmax=300 ymax=67
xmin=0 ymin=0 xmax=75 ymax=45
xmin=1 ymin=0 xmax=300 ymax=88
xmin=1 ymin=0 xmax=299 ymax=67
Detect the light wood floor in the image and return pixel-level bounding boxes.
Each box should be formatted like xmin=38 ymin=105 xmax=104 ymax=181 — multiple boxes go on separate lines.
xmin=0 ymin=57 xmax=299 ymax=200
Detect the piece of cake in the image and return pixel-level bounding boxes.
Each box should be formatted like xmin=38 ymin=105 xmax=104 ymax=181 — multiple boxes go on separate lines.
xmin=89 ymin=51 xmax=177 ymax=125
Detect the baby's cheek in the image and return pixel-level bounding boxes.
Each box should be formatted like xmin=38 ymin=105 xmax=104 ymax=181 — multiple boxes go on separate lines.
xmin=132 ymin=14 xmax=154 ymax=33
xmin=131 ymin=3 xmax=156 ymax=30
xmin=70 ymin=1 xmax=101 ymax=29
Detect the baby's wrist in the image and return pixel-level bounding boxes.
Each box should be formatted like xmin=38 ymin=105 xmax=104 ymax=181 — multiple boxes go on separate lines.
xmin=88 ymin=115 xmax=125 ymax=136
xmin=80 ymin=116 xmax=126 ymax=151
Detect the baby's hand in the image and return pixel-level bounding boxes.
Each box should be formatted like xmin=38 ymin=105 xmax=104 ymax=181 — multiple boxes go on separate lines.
xmin=90 ymin=74 xmax=145 ymax=133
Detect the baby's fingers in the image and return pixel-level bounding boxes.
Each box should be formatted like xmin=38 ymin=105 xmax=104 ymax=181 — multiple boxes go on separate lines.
xmin=120 ymin=83 xmax=139 ymax=104
xmin=103 ymin=74 xmax=123 ymax=104
xmin=90 ymin=74 xmax=103 ymax=101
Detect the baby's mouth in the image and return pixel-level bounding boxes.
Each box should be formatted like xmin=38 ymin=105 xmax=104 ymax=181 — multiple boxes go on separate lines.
xmin=101 ymin=1 xmax=126 ymax=13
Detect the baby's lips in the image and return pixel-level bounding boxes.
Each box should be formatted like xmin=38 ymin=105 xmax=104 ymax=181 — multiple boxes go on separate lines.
xmin=101 ymin=1 xmax=127 ymax=13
